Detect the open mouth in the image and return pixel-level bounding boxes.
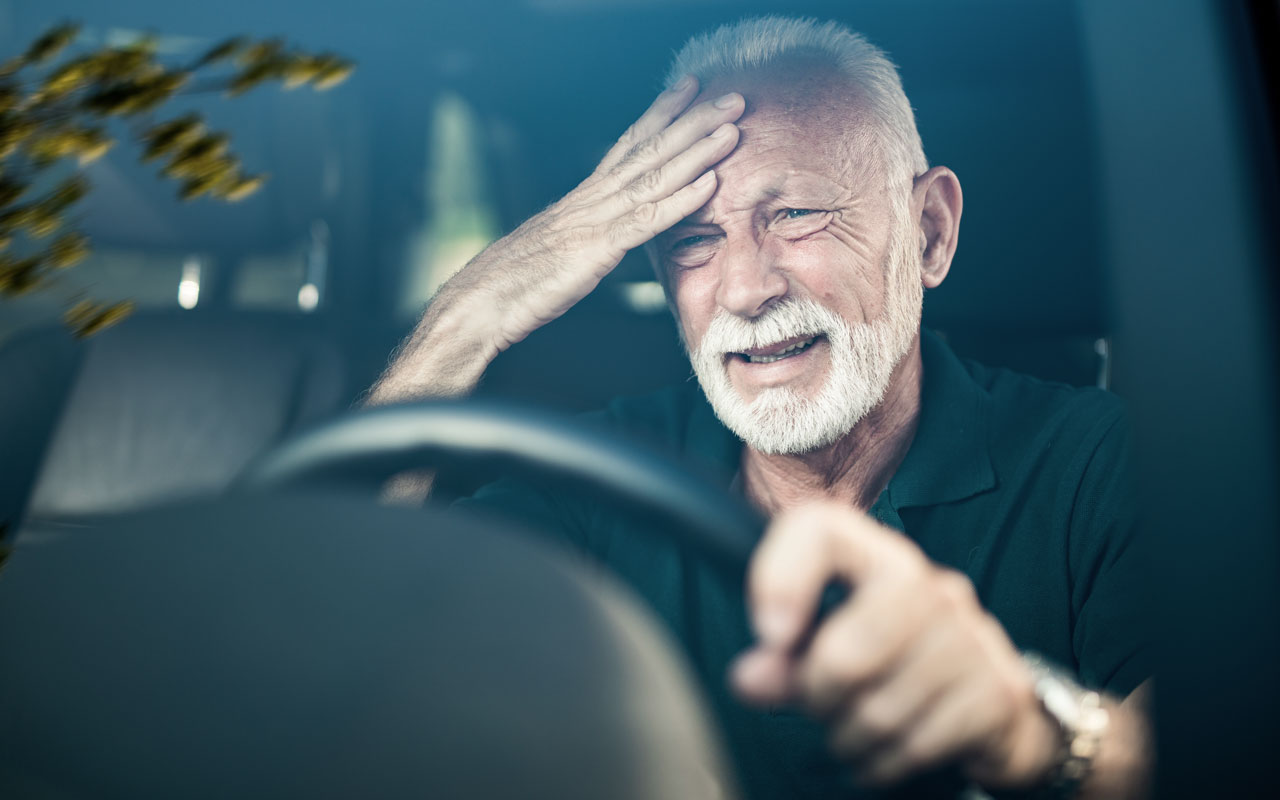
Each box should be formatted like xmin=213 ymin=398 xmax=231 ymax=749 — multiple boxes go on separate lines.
xmin=732 ymin=334 xmax=822 ymax=364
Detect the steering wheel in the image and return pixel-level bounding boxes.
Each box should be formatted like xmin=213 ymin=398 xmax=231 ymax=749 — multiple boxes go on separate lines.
xmin=234 ymin=400 xmax=967 ymax=797
xmin=237 ymin=399 xmax=764 ymax=574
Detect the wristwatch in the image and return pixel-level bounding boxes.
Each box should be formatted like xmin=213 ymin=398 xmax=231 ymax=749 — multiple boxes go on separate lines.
xmin=1020 ymin=653 xmax=1111 ymax=799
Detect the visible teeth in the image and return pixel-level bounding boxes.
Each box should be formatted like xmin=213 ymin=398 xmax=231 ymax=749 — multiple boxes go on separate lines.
xmin=745 ymin=336 xmax=817 ymax=364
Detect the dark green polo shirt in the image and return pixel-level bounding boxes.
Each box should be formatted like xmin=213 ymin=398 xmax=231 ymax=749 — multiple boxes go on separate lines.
xmin=458 ymin=330 xmax=1150 ymax=799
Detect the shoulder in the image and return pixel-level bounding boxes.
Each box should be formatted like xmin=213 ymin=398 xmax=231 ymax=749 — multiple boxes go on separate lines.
xmin=955 ymin=355 xmax=1135 ymax=548
xmin=963 ymin=355 xmax=1127 ymax=458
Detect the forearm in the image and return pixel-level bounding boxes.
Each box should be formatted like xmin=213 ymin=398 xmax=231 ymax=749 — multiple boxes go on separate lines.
xmin=363 ymin=281 xmax=505 ymax=505
xmin=364 ymin=279 xmax=504 ymax=407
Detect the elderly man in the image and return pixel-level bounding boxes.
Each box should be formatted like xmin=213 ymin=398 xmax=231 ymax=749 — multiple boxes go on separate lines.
xmin=368 ymin=16 xmax=1152 ymax=800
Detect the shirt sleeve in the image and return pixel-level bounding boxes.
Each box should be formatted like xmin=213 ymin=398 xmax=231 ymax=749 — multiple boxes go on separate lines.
xmin=1067 ymin=411 xmax=1155 ymax=696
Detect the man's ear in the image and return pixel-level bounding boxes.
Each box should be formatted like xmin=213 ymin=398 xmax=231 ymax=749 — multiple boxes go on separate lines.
xmin=911 ymin=166 xmax=963 ymax=289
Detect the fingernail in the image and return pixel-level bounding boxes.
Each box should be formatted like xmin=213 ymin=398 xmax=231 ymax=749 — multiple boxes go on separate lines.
xmin=711 ymin=123 xmax=733 ymax=139
xmin=674 ymin=74 xmax=694 ymax=91
xmin=756 ymin=608 xmax=798 ymax=646
xmin=715 ymin=93 xmax=740 ymax=109
xmin=694 ymin=170 xmax=715 ymax=187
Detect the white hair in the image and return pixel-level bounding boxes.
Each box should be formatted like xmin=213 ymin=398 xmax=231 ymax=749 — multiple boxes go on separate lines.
xmin=663 ymin=15 xmax=928 ymax=183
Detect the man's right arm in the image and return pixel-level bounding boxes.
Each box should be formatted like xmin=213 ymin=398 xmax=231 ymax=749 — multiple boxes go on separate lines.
xmin=365 ymin=76 xmax=743 ymax=407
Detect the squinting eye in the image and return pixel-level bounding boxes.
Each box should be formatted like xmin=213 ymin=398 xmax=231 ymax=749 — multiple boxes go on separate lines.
xmin=784 ymin=208 xmax=818 ymax=219
xmin=672 ymin=235 xmax=708 ymax=250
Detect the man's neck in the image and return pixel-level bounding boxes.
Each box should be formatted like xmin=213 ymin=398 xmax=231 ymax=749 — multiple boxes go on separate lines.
xmin=741 ymin=336 xmax=924 ymax=515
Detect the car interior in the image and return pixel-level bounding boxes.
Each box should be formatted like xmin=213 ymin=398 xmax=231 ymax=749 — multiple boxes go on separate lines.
xmin=0 ymin=0 xmax=1277 ymax=797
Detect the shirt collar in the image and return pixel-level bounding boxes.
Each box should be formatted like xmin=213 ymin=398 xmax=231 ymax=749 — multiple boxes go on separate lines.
xmin=683 ymin=328 xmax=997 ymax=508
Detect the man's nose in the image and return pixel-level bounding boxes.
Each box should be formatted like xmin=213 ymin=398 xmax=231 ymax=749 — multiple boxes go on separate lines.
xmin=714 ymin=237 xmax=788 ymax=318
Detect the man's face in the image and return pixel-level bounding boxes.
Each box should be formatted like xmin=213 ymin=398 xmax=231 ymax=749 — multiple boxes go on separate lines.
xmin=656 ymin=73 xmax=923 ymax=455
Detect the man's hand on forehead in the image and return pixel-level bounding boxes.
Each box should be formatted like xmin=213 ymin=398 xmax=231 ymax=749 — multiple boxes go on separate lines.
xmin=365 ymin=76 xmax=743 ymax=406
xmin=453 ymin=75 xmax=747 ymax=355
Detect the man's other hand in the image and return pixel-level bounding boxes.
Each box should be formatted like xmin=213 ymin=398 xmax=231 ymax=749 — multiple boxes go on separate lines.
xmin=731 ymin=501 xmax=1060 ymax=789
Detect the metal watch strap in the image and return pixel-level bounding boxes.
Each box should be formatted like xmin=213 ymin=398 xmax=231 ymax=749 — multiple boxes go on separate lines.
xmin=1020 ymin=652 xmax=1110 ymax=799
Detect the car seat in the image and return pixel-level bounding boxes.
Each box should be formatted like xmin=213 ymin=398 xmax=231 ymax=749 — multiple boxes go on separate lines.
xmin=0 ymin=310 xmax=349 ymax=538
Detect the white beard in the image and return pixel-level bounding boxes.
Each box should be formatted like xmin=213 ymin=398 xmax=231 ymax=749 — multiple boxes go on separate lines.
xmin=686 ymin=220 xmax=923 ymax=456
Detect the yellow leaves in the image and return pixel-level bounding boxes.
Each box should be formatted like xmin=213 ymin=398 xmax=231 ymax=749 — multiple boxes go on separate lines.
xmin=47 ymin=231 xmax=89 ymax=268
xmin=77 ymin=136 xmax=112 ymax=165
xmin=92 ymin=37 xmax=158 ymax=82
xmin=153 ymin=128 xmax=264 ymax=202
xmin=237 ymin=38 xmax=286 ymax=68
xmin=0 ymin=117 xmax=37 ymax=159
xmin=83 ymin=69 xmax=190 ymax=116
xmin=0 ymin=202 xmax=35 ymax=230
xmin=26 ymin=210 xmax=62 ymax=238
xmin=226 ymin=44 xmax=354 ymax=95
xmin=226 ymin=38 xmax=286 ymax=96
xmin=38 ymin=57 xmax=94 ymax=102
xmin=195 ymin=37 xmax=246 ymax=68
xmin=141 ymin=119 xmax=264 ymax=202
xmin=221 ymin=173 xmax=264 ymax=202
xmin=227 ymin=60 xmax=284 ymax=96
xmin=182 ymin=170 xmax=266 ymax=203
xmin=0 ymin=22 xmax=353 ymax=335
xmin=0 ymin=176 xmax=87 ymax=294
xmin=278 ymin=53 xmax=353 ymax=90
xmin=0 ymin=253 xmax=43 ymax=294
xmin=164 ymin=132 xmax=231 ymax=177
xmin=140 ymin=114 xmax=205 ymax=162
xmin=175 ymin=157 xmax=237 ymax=200
xmin=313 ymin=57 xmax=354 ymax=90
xmin=174 ymin=158 xmax=265 ymax=203
xmin=0 ymin=176 xmax=27 ymax=207
xmin=23 ymin=126 xmax=113 ymax=166
xmin=63 ymin=298 xmax=133 ymax=337
xmin=1 ymin=208 xmax=59 ymax=239
xmin=0 ymin=85 xmax=18 ymax=114
xmin=281 ymin=57 xmax=326 ymax=89
xmin=39 ymin=176 xmax=87 ymax=215
xmin=24 ymin=23 xmax=81 ymax=65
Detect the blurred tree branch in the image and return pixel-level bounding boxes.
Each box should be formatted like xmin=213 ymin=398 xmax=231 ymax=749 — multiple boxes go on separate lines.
xmin=0 ymin=22 xmax=354 ymax=336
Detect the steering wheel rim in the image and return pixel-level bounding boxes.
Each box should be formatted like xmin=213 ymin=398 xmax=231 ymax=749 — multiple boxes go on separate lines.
xmin=237 ymin=399 xmax=763 ymax=573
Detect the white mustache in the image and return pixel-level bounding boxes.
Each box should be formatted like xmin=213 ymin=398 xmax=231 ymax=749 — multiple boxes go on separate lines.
xmin=693 ymin=298 xmax=849 ymax=356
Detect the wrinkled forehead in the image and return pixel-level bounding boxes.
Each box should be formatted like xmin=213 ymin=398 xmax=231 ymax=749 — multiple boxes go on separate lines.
xmin=694 ymin=58 xmax=887 ymax=183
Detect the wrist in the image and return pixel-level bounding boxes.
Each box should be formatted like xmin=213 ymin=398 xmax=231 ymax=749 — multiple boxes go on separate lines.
xmin=1019 ymin=653 xmax=1111 ymax=799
